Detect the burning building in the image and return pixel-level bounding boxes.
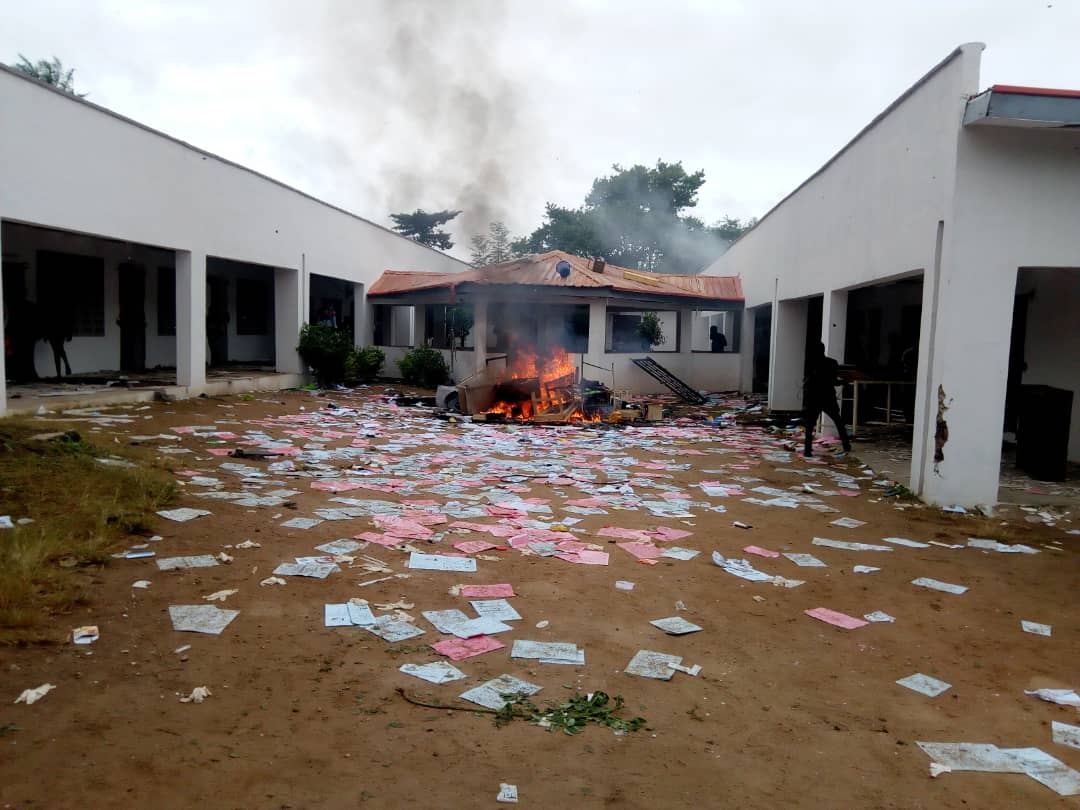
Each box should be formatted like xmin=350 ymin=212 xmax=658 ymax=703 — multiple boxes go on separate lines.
xmin=366 ymin=251 xmax=744 ymax=417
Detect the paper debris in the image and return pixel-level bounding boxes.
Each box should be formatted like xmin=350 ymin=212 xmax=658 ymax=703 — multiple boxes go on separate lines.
xmin=829 ymin=517 xmax=867 ymax=529
xmin=511 ymin=640 xmax=582 ymax=664
xmin=625 ymin=649 xmax=682 ymax=680
xmin=1022 ymin=620 xmax=1052 ymax=636
xmin=804 ymin=607 xmax=867 ymax=629
xmin=157 ymin=555 xmax=219 ymax=571
xmin=917 ymin=742 xmax=1080 ymax=797
xmin=259 ymin=576 xmax=286 ymax=586
xmin=968 ymin=537 xmax=1039 ymax=554
xmin=911 ymin=577 xmax=967 ymax=595
xmin=668 ymin=662 xmax=702 ymax=676
xmin=1053 ymin=721 xmax=1080 ymax=751
xmin=72 ymin=625 xmax=99 ymax=645
xmin=812 ymin=538 xmax=893 ymax=552
xmin=157 ymin=508 xmax=212 ymax=522
xmin=852 ymin=565 xmax=880 ymax=574
xmin=131 ymin=580 xmax=151 ymax=589
xmin=1026 ymin=688 xmax=1080 ymax=707
xmin=896 ymin=673 xmax=952 ymax=697
xmin=14 ymin=683 xmax=55 ymax=705
xmin=365 ymin=615 xmax=426 ymax=643
xmin=497 ymin=783 xmax=519 ymax=803
xmin=471 ymin=599 xmax=522 ymax=622
xmin=864 ymin=611 xmax=895 ymax=623
xmin=202 ymin=589 xmax=238 ymax=602
xmin=650 ymin=616 xmax=702 ymax=635
xmin=459 ymin=584 xmax=514 ymax=598
xmin=432 ymin=635 xmax=506 ymax=661
xmin=661 ymin=546 xmax=700 ymax=560
xmin=399 ymin=661 xmax=467 ymax=684
xmin=408 ymin=552 xmax=477 ymax=573
xmin=615 ymin=580 xmax=635 ymax=591
xmin=179 ymin=686 xmax=212 ymax=704
xmin=882 ymin=536 xmax=929 ymax=548
xmin=784 ymin=552 xmax=827 ymax=568
xmin=168 ymin=605 xmax=240 ymax=634
xmin=235 ymin=539 xmax=261 ymax=549
xmin=325 ymin=602 xmax=376 ymax=627
xmin=280 ymin=517 xmax=323 ymax=530
xmin=743 ymin=545 xmax=779 ymax=558
xmin=314 ymin=538 xmax=362 ymax=556
xmin=929 ymin=762 xmax=952 ymax=778
xmin=273 ymin=560 xmax=339 ymax=578
xmin=460 ymin=674 xmax=542 ymax=710
xmin=712 ymin=551 xmax=774 ymax=582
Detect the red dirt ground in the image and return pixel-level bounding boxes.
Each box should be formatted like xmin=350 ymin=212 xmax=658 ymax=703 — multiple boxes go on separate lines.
xmin=1 ymin=390 xmax=1078 ymax=809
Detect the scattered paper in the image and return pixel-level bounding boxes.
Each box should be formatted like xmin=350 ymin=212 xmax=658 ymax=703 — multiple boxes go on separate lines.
xmin=72 ymin=625 xmax=99 ymax=645
xmin=432 ymin=635 xmax=505 ymax=661
xmin=712 ymin=551 xmax=774 ymax=582
xmin=882 ymin=536 xmax=929 ymax=548
xmin=784 ymin=552 xmax=826 ymax=568
xmin=864 ymin=611 xmax=895 ymax=623
xmin=1022 ymin=620 xmax=1052 ymax=637
xmin=202 ymin=589 xmax=238 ymax=602
xmin=911 ymin=577 xmax=968 ymax=595
xmin=471 ymin=599 xmax=521 ymax=622
xmin=968 ymin=537 xmax=1039 ymax=554
xmin=179 ymin=686 xmax=212 ymax=704
xmin=917 ymin=742 xmax=1080 ymax=797
xmin=280 ymin=517 xmax=324 ymax=530
xmin=460 ymin=674 xmax=542 ymax=710
xmin=325 ymin=602 xmax=376 ymax=627
xmin=365 ymin=615 xmax=425 ymax=643
xmin=829 ymin=517 xmax=867 ymax=529
xmin=896 ymin=673 xmax=952 ymax=697
xmin=459 ymin=584 xmax=514 ymax=598
xmin=497 ymin=783 xmax=519 ymax=803
xmin=1026 ymin=688 xmax=1080 ymax=708
xmin=168 ymin=605 xmax=239 ymax=634
xmin=131 ymin=580 xmax=151 ymax=589
xmin=157 ymin=508 xmax=212 ymax=522
xmin=157 ymin=555 xmax=219 ymax=571
xmin=408 ymin=552 xmax=477 ymax=573
xmin=812 ymin=538 xmax=892 ymax=552
xmin=1053 ymin=721 xmax=1080 ymax=751
xmin=650 ymin=616 xmax=702 ymax=635
xmin=743 ymin=545 xmax=779 ymax=558
xmin=511 ymin=640 xmax=584 ymax=664
xmin=625 ymin=649 xmax=682 ymax=680
xmin=400 ymin=661 xmax=467 ymax=684
xmin=615 ymin=580 xmax=635 ymax=591
xmin=259 ymin=576 xmax=286 ymax=586
xmin=804 ymin=607 xmax=867 ymax=629
xmin=14 ymin=683 xmax=56 ymax=705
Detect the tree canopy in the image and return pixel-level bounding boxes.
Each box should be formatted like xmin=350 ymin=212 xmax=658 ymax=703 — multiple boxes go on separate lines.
xmin=468 ymin=220 xmax=514 ymax=266
xmin=388 ymin=209 xmax=461 ymax=250
xmin=11 ymin=55 xmax=86 ymax=97
xmin=512 ymin=160 xmax=754 ymax=274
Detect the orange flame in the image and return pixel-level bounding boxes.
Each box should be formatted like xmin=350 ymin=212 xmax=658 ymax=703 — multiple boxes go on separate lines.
xmin=483 ymin=346 xmax=582 ymax=421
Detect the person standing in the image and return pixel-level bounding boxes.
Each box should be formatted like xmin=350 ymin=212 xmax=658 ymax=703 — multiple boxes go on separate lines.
xmin=710 ymin=325 xmax=728 ymax=353
xmin=802 ymin=341 xmax=851 ymax=458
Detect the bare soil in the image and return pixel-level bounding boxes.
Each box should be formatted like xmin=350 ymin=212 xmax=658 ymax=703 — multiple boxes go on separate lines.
xmin=1 ymin=390 xmax=1077 ymax=809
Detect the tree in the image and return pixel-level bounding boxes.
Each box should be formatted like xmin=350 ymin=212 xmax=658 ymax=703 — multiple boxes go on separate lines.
xmin=709 ymin=216 xmax=757 ymax=243
xmin=515 ymin=160 xmax=752 ymax=274
xmin=11 ymin=55 xmax=86 ymax=97
xmin=469 ymin=221 xmax=514 ymax=266
xmin=389 ymin=209 xmax=461 ymax=250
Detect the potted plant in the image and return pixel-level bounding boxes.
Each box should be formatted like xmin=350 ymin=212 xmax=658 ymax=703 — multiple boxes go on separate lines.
xmin=635 ymin=311 xmax=666 ymax=350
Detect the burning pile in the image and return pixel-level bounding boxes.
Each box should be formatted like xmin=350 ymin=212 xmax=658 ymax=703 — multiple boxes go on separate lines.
xmin=482 ymin=347 xmax=583 ymax=422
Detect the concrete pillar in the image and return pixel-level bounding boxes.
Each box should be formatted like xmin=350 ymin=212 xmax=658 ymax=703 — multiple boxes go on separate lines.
xmin=917 ymin=254 xmax=1015 ymax=508
xmin=274 ymin=266 xmax=304 ymax=374
xmin=352 ymin=283 xmax=366 ymax=347
xmin=472 ymin=298 xmax=488 ymax=376
xmin=175 ymin=250 xmax=206 ymax=389
xmin=412 ymin=305 xmax=426 ymax=347
xmin=769 ymin=298 xmax=807 ymax=411
xmin=0 ymin=225 xmax=6 ymax=413
xmin=679 ymin=309 xmax=694 ymax=356
xmin=821 ymin=290 xmax=847 ymax=361
xmin=739 ymin=308 xmax=755 ymax=392
xmin=586 ymin=301 xmax=606 ymax=357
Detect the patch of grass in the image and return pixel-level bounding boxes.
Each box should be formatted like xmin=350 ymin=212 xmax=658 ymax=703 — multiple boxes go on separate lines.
xmin=0 ymin=421 xmax=178 ymax=645
xmin=966 ymin=517 xmax=1029 ymax=545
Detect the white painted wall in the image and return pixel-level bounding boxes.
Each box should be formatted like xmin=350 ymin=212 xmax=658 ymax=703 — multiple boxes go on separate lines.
xmin=0 ymin=67 xmax=466 ymax=395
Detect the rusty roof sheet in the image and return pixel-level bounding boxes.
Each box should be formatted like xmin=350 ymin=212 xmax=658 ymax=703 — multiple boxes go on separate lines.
xmin=368 ymin=251 xmax=743 ymax=302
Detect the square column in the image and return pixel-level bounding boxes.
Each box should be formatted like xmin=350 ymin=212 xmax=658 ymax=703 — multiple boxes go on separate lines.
xmin=274 ymin=266 xmax=304 ymax=374
xmin=586 ymin=301 xmax=606 ymax=357
xmin=352 ymin=283 xmax=366 ymax=347
xmin=679 ymin=309 xmax=694 ymax=356
xmin=175 ymin=250 xmax=206 ymax=389
xmin=0 ymin=225 xmax=6 ymax=413
xmin=472 ymin=299 xmax=488 ymax=376
xmin=821 ymin=290 xmax=847 ymax=361
xmin=769 ymin=299 xmax=808 ymax=411
xmin=412 ymin=305 xmax=426 ymax=347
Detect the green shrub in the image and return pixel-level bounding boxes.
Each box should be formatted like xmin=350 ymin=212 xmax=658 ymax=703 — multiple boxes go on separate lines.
xmin=297 ymin=323 xmax=352 ymax=386
xmin=397 ymin=345 xmax=450 ymax=389
xmin=346 ymin=345 xmax=385 ymax=383
xmin=635 ymin=311 xmax=666 ymax=348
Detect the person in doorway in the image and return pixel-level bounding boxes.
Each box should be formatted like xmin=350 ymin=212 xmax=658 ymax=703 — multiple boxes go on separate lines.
xmin=43 ymin=297 xmax=75 ymax=379
xmin=710 ymin=325 xmax=728 ymax=353
xmin=802 ymin=341 xmax=851 ymax=458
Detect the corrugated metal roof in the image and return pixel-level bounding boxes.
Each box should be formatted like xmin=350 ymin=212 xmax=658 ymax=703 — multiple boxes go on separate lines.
xmin=368 ymin=251 xmax=743 ymax=302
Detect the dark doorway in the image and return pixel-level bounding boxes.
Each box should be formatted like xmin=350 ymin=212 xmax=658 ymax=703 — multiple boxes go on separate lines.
xmin=118 ymin=262 xmax=146 ymax=372
xmin=207 ymin=276 xmax=230 ymax=367
xmin=752 ymin=305 xmax=771 ymax=393
xmin=804 ymin=295 xmax=823 ymax=372
xmin=1004 ymin=291 xmax=1031 ymax=432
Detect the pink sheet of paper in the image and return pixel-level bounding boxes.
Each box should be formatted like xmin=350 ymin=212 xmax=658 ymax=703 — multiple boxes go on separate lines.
xmin=648 ymin=526 xmax=693 ymax=541
xmin=617 ymin=542 xmax=663 ymax=560
xmin=597 ymin=526 xmax=651 ymax=541
xmin=566 ymin=497 xmax=609 ymax=508
xmin=207 ymin=448 xmax=233 ymax=456
xmin=401 ymin=510 xmax=448 ymax=526
xmin=459 ymin=584 xmax=515 ymax=598
xmin=353 ymin=532 xmax=402 ymax=547
xmin=804 ymin=607 xmax=868 ymax=629
xmin=311 ymin=480 xmax=364 ymax=493
xmin=373 ymin=516 xmax=434 ymax=540
xmin=559 ymin=549 xmax=610 ymax=565
xmin=431 ymin=635 xmax=506 ymax=660
xmin=454 ymin=540 xmax=499 ymax=554
xmin=744 ymin=545 xmax=780 ymax=558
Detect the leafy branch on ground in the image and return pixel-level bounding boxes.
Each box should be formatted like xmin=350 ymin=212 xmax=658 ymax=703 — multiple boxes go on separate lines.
xmin=494 ymin=691 xmax=648 ymax=735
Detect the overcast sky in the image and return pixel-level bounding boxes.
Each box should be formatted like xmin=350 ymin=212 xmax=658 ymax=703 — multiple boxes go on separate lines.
xmin=3 ymin=0 xmax=1077 ymax=258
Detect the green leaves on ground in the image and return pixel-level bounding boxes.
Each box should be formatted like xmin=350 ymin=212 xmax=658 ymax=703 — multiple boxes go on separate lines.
xmin=494 ymin=691 xmax=647 ymax=736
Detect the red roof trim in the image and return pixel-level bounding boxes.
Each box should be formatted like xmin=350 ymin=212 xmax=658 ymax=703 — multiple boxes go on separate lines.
xmin=990 ymin=84 xmax=1080 ymax=99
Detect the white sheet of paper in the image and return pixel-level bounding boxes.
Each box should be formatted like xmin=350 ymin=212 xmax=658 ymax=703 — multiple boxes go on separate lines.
xmin=1022 ymin=620 xmax=1052 ymax=636
xmin=625 ymin=649 xmax=682 ymax=680
xmin=459 ymin=674 xmax=541 ymax=710
xmin=1053 ymin=721 xmax=1080 ymax=751
xmin=168 ymin=605 xmax=239 ymax=634
xmin=408 ymin=552 xmax=478 ymax=572
xmin=470 ymin=599 xmax=522 ymax=621
xmin=400 ymin=661 xmax=466 ymax=684
xmin=812 ymin=538 xmax=892 ymax=552
xmin=784 ymin=552 xmax=826 ymax=567
xmin=911 ymin=577 xmax=967 ymax=595
xmin=157 ymin=555 xmax=219 ymax=571
xmin=157 ymin=508 xmax=212 ymax=522
xmin=882 ymin=536 xmax=930 ymax=548
xmin=897 ymin=673 xmax=952 ymax=697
